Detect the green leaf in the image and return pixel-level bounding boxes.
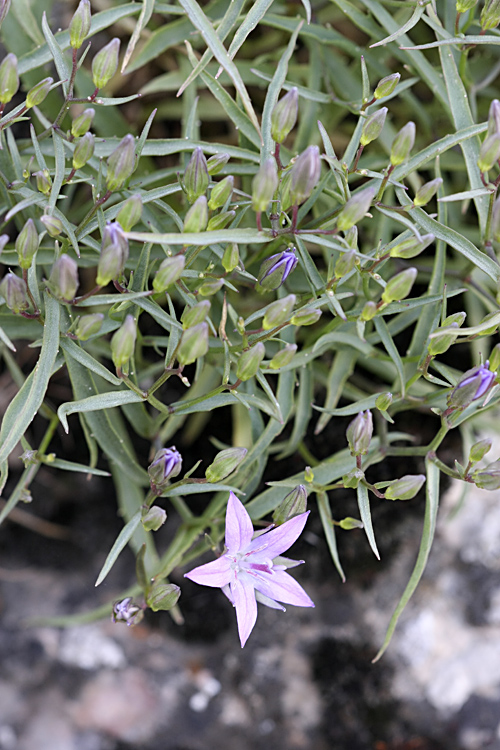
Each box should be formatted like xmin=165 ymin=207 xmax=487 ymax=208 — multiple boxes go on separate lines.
xmin=315 ymin=349 xmax=357 ymax=434
xmin=317 ymin=491 xmax=346 ymax=582
xmin=374 ymin=317 xmax=406 ymax=397
xmin=59 ymin=339 xmax=122 ymax=386
xmin=49 ymin=131 xmax=67 ymax=214
xmin=12 ymin=0 xmax=44 ymax=46
xmin=357 ymin=482 xmax=380 ymax=560
xmin=41 ymin=458 xmax=110 ymax=476
xmin=122 ymin=0 xmax=155 ymax=72
xmin=370 ymin=3 xmax=425 ymax=47
xmin=58 ymin=390 xmax=146 ymax=434
xmin=95 ymin=511 xmax=141 ymax=586
xmin=41 ymin=12 xmax=70 ymax=97
xmin=401 ymin=34 xmax=500 ymax=50
xmin=126 ymin=228 xmax=271 ymax=245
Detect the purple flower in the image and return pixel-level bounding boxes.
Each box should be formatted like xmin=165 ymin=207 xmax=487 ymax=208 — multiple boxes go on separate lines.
xmin=184 ymin=492 xmax=314 ymax=647
xmin=448 ymin=362 xmax=496 ymax=409
xmin=257 ymin=248 xmax=298 ymax=291
xmin=148 ymin=446 xmax=182 ymax=494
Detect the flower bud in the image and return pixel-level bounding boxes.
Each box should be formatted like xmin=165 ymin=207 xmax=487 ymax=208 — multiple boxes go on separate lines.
xmin=342 ymin=467 xmax=364 ymax=489
xmin=280 ymin=169 xmax=293 ymax=211
xmin=491 ymin=196 xmax=500 ymax=242
xmin=447 ymin=363 xmax=496 ymax=408
xmin=198 ymin=277 xmax=223 ymax=296
xmin=183 ymin=147 xmax=209 ymax=204
xmin=222 ymin=242 xmax=239 ymax=273
xmin=271 ymin=87 xmax=299 ymax=144
xmin=112 ymin=597 xmax=143 ymax=626
xmin=33 ymin=169 xmax=51 ymax=195
xmin=339 ymin=517 xmax=364 ymax=530
xmin=375 ymin=392 xmax=393 ymax=411
xmin=374 ymin=72 xmax=400 ymax=99
xmin=146 ymin=583 xmax=181 ymax=612
xmin=269 ymin=343 xmax=297 ymax=369
xmin=183 ymin=195 xmax=208 ymax=233
xmin=360 ymin=107 xmax=387 ymax=146
xmin=428 ymin=312 xmax=466 ymax=356
xmin=256 ymin=249 xmax=298 ymax=291
xmin=148 ymin=446 xmax=182 ymax=493
xmin=15 ymin=218 xmax=39 ymax=270
xmin=92 ymin=38 xmax=120 ymax=89
xmin=236 ymin=342 xmax=265 ymax=381
xmin=489 ymin=342 xmax=500 ymax=371
xmin=346 ymin=410 xmax=373 ymax=456
xmin=0 ymin=0 xmax=11 ymax=27
xmin=390 ymin=122 xmax=416 ymax=166
xmin=487 ymin=99 xmax=500 ymax=137
xmin=207 ymin=152 xmax=230 ymax=175
xmin=288 ymin=145 xmax=321 ymax=206
xmin=153 ymin=255 xmax=185 ymax=292
xmin=381 ymin=267 xmax=417 ymax=304
xmin=69 ymin=0 xmax=91 ymax=49
xmin=252 ymin=158 xmax=278 ymax=212
xmin=263 ymin=294 xmax=296 ymax=330
xmin=142 ymin=506 xmax=167 ymax=531
xmin=26 ymin=77 xmax=53 ymax=108
xmin=181 ymin=299 xmax=211 ymax=328
xmin=478 ymin=132 xmax=500 ymax=172
xmin=111 ymin=314 xmax=136 ymax=370
xmin=291 ymin=307 xmax=322 ymax=326
xmin=47 ymin=254 xmax=79 ymax=302
xmin=71 ymin=107 xmax=95 ymax=138
xmin=96 ymin=222 xmax=128 ymax=286
xmin=385 ymin=474 xmax=426 ymax=500
xmin=473 ymin=460 xmax=500 ymax=490
xmin=75 ymin=313 xmax=104 ymax=340
xmin=481 ymin=0 xmax=500 ymax=30
xmin=205 ymin=447 xmax=248 ymax=483
xmin=413 ymin=178 xmax=443 ymax=207
xmin=0 ymin=233 xmax=8 ymax=255
xmin=208 ymin=175 xmax=234 ymax=210
xmin=0 ymin=53 xmax=18 ymax=104
xmin=336 ymin=187 xmax=375 ymax=232
xmin=116 ymin=193 xmax=142 ymax=232
xmin=272 ymin=484 xmax=307 ymax=525
xmin=389 ymin=232 xmax=434 ymax=259
xmin=335 ymin=249 xmax=357 ymax=278
xmin=0 ymin=272 xmax=29 ymax=313
xmin=72 ymin=132 xmax=95 ymax=170
xmin=177 ymin=322 xmax=209 ymax=365
xmin=106 ymin=134 xmax=136 ymax=191
xmin=469 ymin=438 xmax=492 ymax=464
xmin=360 ymin=300 xmax=377 ymax=321
xmin=40 ymin=214 xmax=63 ymax=237
xmin=207 ymin=210 xmax=235 ymax=231
xmin=457 ymin=0 xmax=478 ymax=10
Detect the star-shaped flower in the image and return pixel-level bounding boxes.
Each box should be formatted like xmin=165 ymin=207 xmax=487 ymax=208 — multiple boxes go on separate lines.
xmin=184 ymin=492 xmax=314 ymax=647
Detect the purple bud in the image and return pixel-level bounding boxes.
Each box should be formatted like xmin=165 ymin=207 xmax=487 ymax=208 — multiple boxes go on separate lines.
xmin=257 ymin=248 xmax=298 ymax=291
xmin=112 ymin=597 xmax=143 ymax=626
xmin=0 ymin=272 xmax=29 ymax=313
xmin=92 ymin=38 xmax=120 ymax=89
xmin=106 ymin=134 xmax=136 ymax=192
xmin=47 ymin=254 xmax=79 ymax=302
xmin=288 ymin=145 xmax=321 ymax=206
xmin=96 ymin=222 xmax=129 ymax=286
xmin=448 ymin=363 xmax=496 ymax=409
xmin=148 ymin=446 xmax=182 ymax=493
xmin=346 ymin=410 xmax=373 ymax=456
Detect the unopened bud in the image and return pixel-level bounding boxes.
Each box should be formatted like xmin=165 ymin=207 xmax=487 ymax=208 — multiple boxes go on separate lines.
xmin=0 ymin=53 xmax=18 ymax=104
xmin=390 ymin=121 xmax=416 ymax=166
xmin=491 ymin=196 xmax=500 ymax=242
xmin=346 ymin=410 xmax=373 ymax=456
xmin=26 ymin=77 xmax=53 ymax=108
xmin=208 ymin=175 xmax=234 ymax=210
xmin=205 ymin=447 xmax=248 ymax=482
xmin=385 ymin=474 xmax=426 ymax=500
xmin=75 ymin=313 xmax=104 ymax=340
xmin=342 ymin=467 xmax=364 ymax=489
xmin=272 ymin=484 xmax=307 ymax=525
xmin=111 ymin=314 xmax=136 ymax=370
xmin=183 ymin=147 xmax=209 ymax=204
xmin=469 ymin=438 xmax=492 ymax=464
xmin=177 ymin=322 xmax=209 ymax=365
xmin=96 ymin=222 xmax=128 ymax=286
xmin=288 ymin=145 xmax=321 ymax=206
xmin=269 ymin=343 xmax=297 ymax=369
xmin=198 ymin=277 xmax=223 ymax=296
xmin=69 ymin=0 xmax=91 ymax=49
xmin=490 ymin=342 xmax=500 ymax=371
xmin=339 ymin=517 xmax=364 ymax=530
xmin=414 ymin=178 xmax=443 ymax=206
xmin=381 ymin=267 xmax=417 ymax=304
xmin=236 ymin=342 xmax=265 ymax=381
xmin=252 ymin=158 xmax=278 ymax=212
xmin=106 ymin=134 xmax=135 ymax=191
xmin=481 ymin=0 xmax=500 ymax=30
xmin=473 ymin=460 xmax=500 ymax=490
xmin=487 ymin=99 xmax=500 ymax=137
xmin=457 ymin=0 xmax=478 ymax=10
xmin=16 ymin=218 xmax=39 ymax=270
xmin=271 ymin=87 xmax=298 ymax=144
xmin=375 ymin=392 xmax=393 ymax=411
xmin=71 ymin=107 xmax=95 ymax=138
xmin=47 ymin=254 xmax=79 ymax=302
xmin=257 ymin=249 xmax=298 ymax=291
xmin=146 ymin=583 xmax=181 ymax=612
xmin=389 ymin=233 xmax=434 ymax=259
xmin=0 ymin=272 xmax=29 ymax=313
xmin=448 ymin=363 xmax=496 ymax=408
xmin=428 ymin=312 xmax=466 ymax=356
xmin=181 ymin=299 xmax=211 ymax=328
xmin=142 ymin=506 xmax=167 ymax=531
xmin=207 ymin=210 xmax=235 ymax=231
xmin=360 ymin=107 xmax=387 ymax=146
xmin=112 ymin=597 xmax=143 ymax=626
xmin=263 ymin=294 xmax=296 ymax=330
xmin=152 ymin=255 xmax=185 ymax=292
xmin=291 ymin=307 xmax=322 ymax=326
xmin=72 ymin=132 xmax=95 ymax=170
xmin=207 ymin=152 xmax=230 ymax=175
xmin=222 ymin=243 xmax=239 ymax=273
xmin=40 ymin=214 xmax=63 ymax=237
xmin=92 ymin=38 xmax=120 ymax=89
xmin=478 ymin=132 xmax=500 ymax=172
xmin=335 ymin=249 xmax=357 ymax=278
xmin=33 ymin=169 xmax=51 ymax=195
xmin=360 ymin=300 xmax=377 ymax=321
xmin=148 ymin=446 xmax=182 ymax=493
xmin=116 ymin=193 xmax=142 ymax=232
xmin=337 ymin=187 xmax=375 ymax=232
xmin=374 ymin=73 xmax=400 ymax=100
xmin=183 ymin=195 xmax=208 ymax=232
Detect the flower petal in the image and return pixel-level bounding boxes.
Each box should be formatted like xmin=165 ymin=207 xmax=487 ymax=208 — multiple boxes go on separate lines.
xmin=231 ymin=575 xmax=257 ymax=647
xmin=225 ymin=491 xmax=254 ymax=553
xmin=247 ymin=511 xmax=309 ymax=559
xmin=252 ymin=569 xmax=315 ymax=608
xmin=184 ymin=555 xmax=232 ymax=588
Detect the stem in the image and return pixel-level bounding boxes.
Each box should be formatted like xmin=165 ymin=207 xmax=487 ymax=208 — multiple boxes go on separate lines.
xmin=73 ymin=284 xmax=102 ymax=305
xmin=376 ymin=163 xmax=394 ymax=202
xmin=22 ymin=268 xmax=40 ymax=316
xmin=350 ymin=144 xmax=364 ymax=173
xmin=483 ymin=186 xmax=498 ymax=254
xmin=75 ymin=190 xmax=112 ymax=238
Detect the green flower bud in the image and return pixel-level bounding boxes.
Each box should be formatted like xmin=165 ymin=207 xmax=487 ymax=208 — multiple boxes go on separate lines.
xmin=40 ymin=214 xmax=63 ymax=237
xmin=142 ymin=506 xmax=167 ymax=531
xmin=336 ymin=187 xmax=375 ymax=232
xmin=271 ymin=87 xmax=298 ymax=144
xmin=0 ymin=0 xmax=11 ymax=28
xmin=374 ymin=73 xmax=400 ymax=100
xmin=346 ymin=410 xmax=373 ymax=456
xmin=290 ymin=307 xmax=322 ymax=326
xmin=335 ymin=249 xmax=357 ymax=278
xmin=389 ymin=232 xmax=435 ymax=259
xmin=478 ymin=132 xmax=500 ymax=172
xmin=491 ymin=196 xmax=500 ymax=242
xmin=481 ymin=0 xmax=500 ymax=30
xmin=208 ymin=175 xmax=234 ymax=210
xmin=75 ymin=313 xmax=104 ymax=340
xmin=207 ymin=210 xmax=235 ymax=231
xmin=272 ymin=484 xmax=307 ymax=525
xmin=71 ymin=107 xmax=95 ymax=138
xmin=0 ymin=233 xmax=8 ymax=255
xmin=339 ymin=517 xmax=364 ymax=530
xmin=183 ymin=195 xmax=208 ymax=233
xmin=116 ymin=194 xmax=142 ymax=232
xmin=375 ymin=392 xmax=393 ymax=411
xmin=177 ymin=322 xmax=209 ymax=365
xmin=69 ymin=0 xmax=91 ymax=49
xmin=181 ymin=299 xmax=211 ymax=328
xmin=205 ymin=447 xmax=248 ymax=483
xmin=92 ymin=38 xmax=120 ymax=89
xmin=206 ymin=152 xmax=230 ymax=175
xmin=457 ymin=0 xmax=478 ymax=10
xmin=447 ymin=363 xmax=495 ymax=409
xmin=183 ymin=147 xmax=209 ymax=204
xmin=222 ymin=242 xmax=239 ymax=273
xmin=269 ymin=343 xmax=297 ymax=369
xmin=263 ymin=294 xmax=296 ymax=330
xmin=198 ymin=277 xmax=223 ymax=296
xmin=0 ymin=272 xmax=29 ymax=313
xmin=252 ymin=158 xmax=278 ymax=212
xmin=469 ymin=438 xmax=492 ymax=464
xmin=413 ymin=178 xmax=443 ymax=207
xmin=257 ymin=249 xmax=298 ymax=292
xmin=26 ymin=77 xmax=53 ymax=108
xmin=385 ymin=474 xmax=426 ymax=500
xmin=96 ymin=222 xmax=128 ymax=286
xmin=487 ymin=99 xmax=500 ymax=138
xmin=111 ymin=314 xmax=136 ymax=370
xmin=381 ymin=267 xmax=417 ymax=304
xmin=360 ymin=107 xmax=387 ymax=146
xmin=15 ymin=218 xmax=39 ymax=270
xmin=345 ymin=226 xmax=358 ymax=249
xmin=47 ymin=254 xmax=79 ymax=302
xmin=390 ymin=122 xmax=416 ymax=166
xmin=152 ymin=255 xmax=185 ymax=292
xmin=33 ymin=169 xmax=51 ymax=195
xmin=428 ymin=312 xmax=466 ymax=356
xmin=0 ymin=53 xmax=18 ymax=104
xmin=489 ymin=342 xmax=500 ymax=371
xmin=342 ymin=468 xmax=364 ymax=489
xmin=106 ymin=134 xmax=136 ymax=191
xmin=72 ymin=132 xmax=95 ymax=170
xmin=473 ymin=460 xmax=500 ymax=490
xmin=288 ymin=145 xmax=321 ymax=206
xmin=148 ymin=447 xmax=182 ymax=493
xmin=236 ymin=342 xmax=265 ymax=381
xmin=146 ymin=582 xmax=181 ymax=612
xmin=360 ymin=300 xmax=377 ymax=321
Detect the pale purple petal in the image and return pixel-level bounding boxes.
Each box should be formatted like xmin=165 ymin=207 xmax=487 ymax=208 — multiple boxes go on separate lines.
xmin=246 ymin=511 xmax=310 ymax=559
xmin=184 ymin=555 xmax=232 ymax=588
xmin=225 ymin=492 xmax=254 ymax=553
xmin=252 ymin=569 xmax=315 ymax=608
xmin=231 ymin=575 xmax=258 ymax=647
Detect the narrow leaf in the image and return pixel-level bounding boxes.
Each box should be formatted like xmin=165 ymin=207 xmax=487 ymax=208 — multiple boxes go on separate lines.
xmin=95 ymin=511 xmax=141 ymax=586
xmin=357 ymin=482 xmax=380 ymax=559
